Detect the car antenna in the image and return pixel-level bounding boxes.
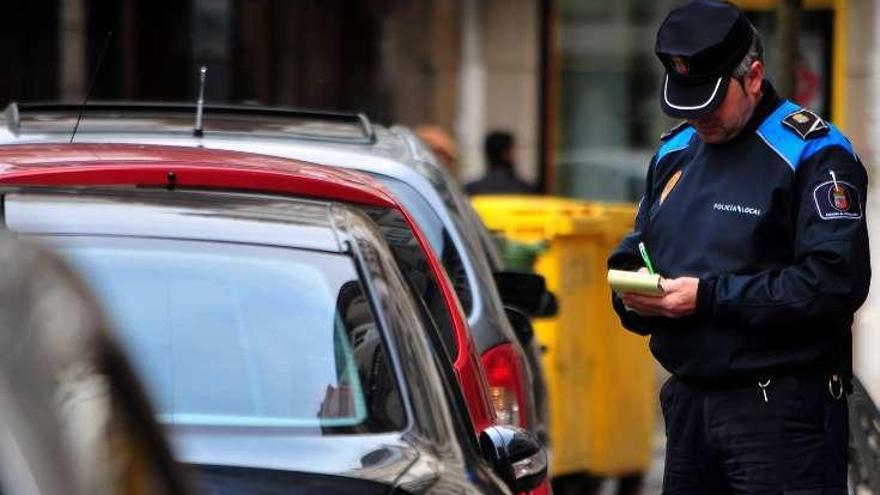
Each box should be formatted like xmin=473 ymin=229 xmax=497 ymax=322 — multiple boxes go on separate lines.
xmin=70 ymin=31 xmax=112 ymax=144
xmin=193 ymin=66 xmax=207 ymax=138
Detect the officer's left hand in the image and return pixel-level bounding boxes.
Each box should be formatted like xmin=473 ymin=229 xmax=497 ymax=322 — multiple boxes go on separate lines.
xmin=620 ymin=276 xmax=699 ymax=318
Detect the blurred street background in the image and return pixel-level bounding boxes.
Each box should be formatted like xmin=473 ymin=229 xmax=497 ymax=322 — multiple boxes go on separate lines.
xmin=5 ymin=1 xmax=865 ymax=198
xmin=3 ymin=1 xmax=880 ymax=493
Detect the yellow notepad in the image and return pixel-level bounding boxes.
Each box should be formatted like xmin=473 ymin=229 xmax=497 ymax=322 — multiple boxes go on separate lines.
xmin=607 ymin=269 xmax=665 ymax=296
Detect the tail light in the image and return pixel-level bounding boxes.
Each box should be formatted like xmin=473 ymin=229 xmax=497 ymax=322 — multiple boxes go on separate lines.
xmin=529 ymin=479 xmax=552 ymax=495
xmin=482 ymin=343 xmax=528 ymax=427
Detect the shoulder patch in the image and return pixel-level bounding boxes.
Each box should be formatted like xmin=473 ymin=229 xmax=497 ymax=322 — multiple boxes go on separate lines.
xmin=782 ymin=109 xmax=829 ymax=140
xmin=813 ymin=180 xmax=862 ymax=220
xmin=660 ymin=121 xmax=689 ymax=142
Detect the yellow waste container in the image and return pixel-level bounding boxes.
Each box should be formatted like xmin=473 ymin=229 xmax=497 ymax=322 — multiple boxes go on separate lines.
xmin=472 ymin=196 xmax=655 ymax=480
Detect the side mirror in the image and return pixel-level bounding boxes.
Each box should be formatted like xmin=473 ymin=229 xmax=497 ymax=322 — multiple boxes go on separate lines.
xmin=504 ymin=306 xmax=534 ymax=345
xmin=537 ymin=290 xmax=558 ymax=318
xmin=479 ymin=426 xmax=548 ymax=493
xmin=493 ymin=271 xmax=558 ymax=318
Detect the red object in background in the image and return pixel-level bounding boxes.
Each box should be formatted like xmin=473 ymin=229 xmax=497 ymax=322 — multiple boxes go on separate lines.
xmin=0 ymin=143 xmax=496 ymax=433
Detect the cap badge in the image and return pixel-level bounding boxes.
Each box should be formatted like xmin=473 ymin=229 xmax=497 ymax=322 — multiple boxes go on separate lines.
xmin=671 ymin=56 xmax=689 ymax=75
xmin=792 ymin=113 xmax=810 ymax=124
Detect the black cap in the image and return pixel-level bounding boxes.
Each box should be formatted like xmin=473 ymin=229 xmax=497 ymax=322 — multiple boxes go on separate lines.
xmin=655 ymin=0 xmax=754 ymax=118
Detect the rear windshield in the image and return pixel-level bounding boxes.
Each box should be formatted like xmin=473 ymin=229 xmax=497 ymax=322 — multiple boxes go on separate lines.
xmin=372 ymin=176 xmax=473 ymax=315
xmin=361 ymin=207 xmax=459 ymax=362
xmin=51 ymin=236 xmax=406 ymax=435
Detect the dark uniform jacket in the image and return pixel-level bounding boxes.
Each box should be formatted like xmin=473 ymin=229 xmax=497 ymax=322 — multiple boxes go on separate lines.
xmin=464 ymin=167 xmax=536 ymax=195
xmin=609 ymin=82 xmax=870 ymax=383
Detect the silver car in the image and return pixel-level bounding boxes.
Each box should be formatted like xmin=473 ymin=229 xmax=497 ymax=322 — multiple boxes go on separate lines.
xmin=1 ymin=102 xmax=549 ymax=445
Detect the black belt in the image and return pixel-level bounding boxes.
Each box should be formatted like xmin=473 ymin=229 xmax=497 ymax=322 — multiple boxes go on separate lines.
xmin=676 ymin=365 xmax=847 ymax=392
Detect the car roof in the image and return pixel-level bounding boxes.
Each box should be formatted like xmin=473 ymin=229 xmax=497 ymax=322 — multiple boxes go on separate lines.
xmin=0 ymin=143 xmax=400 ymax=208
xmin=0 ymin=103 xmax=439 ymax=190
xmin=2 ymin=102 xmax=416 ymax=163
xmin=5 ymin=102 xmax=379 ymax=145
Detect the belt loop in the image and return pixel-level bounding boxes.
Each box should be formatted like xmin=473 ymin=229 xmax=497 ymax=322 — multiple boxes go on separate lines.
xmin=828 ymin=373 xmax=844 ymax=400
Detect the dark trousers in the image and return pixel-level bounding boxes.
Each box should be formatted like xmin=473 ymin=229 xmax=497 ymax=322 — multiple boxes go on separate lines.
xmin=660 ymin=369 xmax=848 ymax=494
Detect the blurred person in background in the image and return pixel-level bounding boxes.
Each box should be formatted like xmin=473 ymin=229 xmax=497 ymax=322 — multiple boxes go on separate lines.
xmin=465 ymin=131 xmax=537 ymax=195
xmin=416 ymin=125 xmax=460 ymax=179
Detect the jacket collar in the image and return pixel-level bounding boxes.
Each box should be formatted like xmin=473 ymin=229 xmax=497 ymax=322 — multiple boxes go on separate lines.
xmin=742 ymin=80 xmax=782 ymax=136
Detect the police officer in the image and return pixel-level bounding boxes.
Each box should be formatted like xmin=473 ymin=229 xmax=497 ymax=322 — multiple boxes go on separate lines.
xmin=608 ymin=1 xmax=870 ymax=493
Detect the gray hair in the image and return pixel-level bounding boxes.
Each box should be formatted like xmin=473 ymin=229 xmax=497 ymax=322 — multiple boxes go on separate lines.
xmin=731 ymin=25 xmax=764 ymax=81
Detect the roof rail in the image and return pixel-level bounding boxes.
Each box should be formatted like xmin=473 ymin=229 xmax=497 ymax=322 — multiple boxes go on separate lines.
xmin=4 ymin=101 xmax=377 ymax=145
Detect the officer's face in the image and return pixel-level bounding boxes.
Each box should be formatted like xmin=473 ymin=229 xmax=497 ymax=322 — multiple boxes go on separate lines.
xmin=688 ymin=61 xmax=765 ymax=144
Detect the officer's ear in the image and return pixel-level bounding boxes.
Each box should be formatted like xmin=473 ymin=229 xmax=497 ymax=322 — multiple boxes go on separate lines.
xmin=745 ymin=60 xmax=764 ymax=96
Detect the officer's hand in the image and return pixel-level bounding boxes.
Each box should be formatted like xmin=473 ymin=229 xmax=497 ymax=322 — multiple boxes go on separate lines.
xmin=620 ymin=276 xmax=699 ymax=318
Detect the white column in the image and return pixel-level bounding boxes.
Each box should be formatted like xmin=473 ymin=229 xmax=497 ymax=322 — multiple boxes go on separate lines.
xmin=854 ymin=0 xmax=880 ymax=401
xmin=484 ymin=0 xmax=540 ymax=185
xmin=456 ymin=0 xmax=487 ymax=182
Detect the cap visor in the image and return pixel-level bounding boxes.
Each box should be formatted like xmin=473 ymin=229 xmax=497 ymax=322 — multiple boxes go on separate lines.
xmin=661 ymin=74 xmax=730 ymax=119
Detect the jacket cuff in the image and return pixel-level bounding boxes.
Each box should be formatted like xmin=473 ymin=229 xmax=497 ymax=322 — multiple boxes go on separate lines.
xmin=696 ymin=277 xmax=716 ymax=318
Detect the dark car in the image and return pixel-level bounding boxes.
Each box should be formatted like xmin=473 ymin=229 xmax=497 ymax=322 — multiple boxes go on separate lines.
xmin=0 ymin=145 xmax=548 ymax=494
xmin=3 ymin=187 xmax=545 ymax=494
xmin=0 ymin=235 xmax=191 ymax=495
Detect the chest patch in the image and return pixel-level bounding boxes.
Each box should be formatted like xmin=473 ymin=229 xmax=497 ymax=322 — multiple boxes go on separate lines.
xmin=813 ymin=180 xmax=862 ymax=220
xmin=713 ymin=202 xmax=762 ymax=217
xmin=659 ymin=169 xmax=682 ymax=205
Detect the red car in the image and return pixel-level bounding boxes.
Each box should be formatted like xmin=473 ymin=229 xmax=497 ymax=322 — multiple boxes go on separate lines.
xmin=0 ymin=143 xmax=496 ymax=433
